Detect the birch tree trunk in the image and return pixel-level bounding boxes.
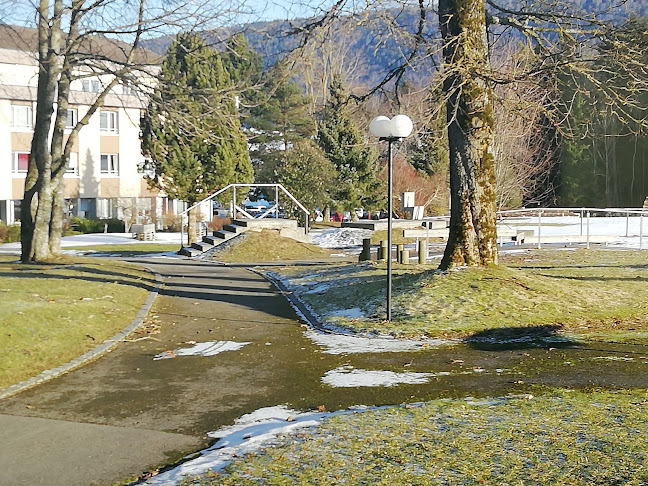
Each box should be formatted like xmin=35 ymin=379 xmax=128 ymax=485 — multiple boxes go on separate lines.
xmin=438 ymin=0 xmax=498 ymax=270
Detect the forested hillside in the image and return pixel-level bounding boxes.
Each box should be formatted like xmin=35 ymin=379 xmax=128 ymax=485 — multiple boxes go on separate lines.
xmin=142 ymin=0 xmax=648 ymax=210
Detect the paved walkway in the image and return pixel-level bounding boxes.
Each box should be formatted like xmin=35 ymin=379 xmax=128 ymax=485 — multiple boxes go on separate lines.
xmin=0 ymin=257 xmax=329 ymax=486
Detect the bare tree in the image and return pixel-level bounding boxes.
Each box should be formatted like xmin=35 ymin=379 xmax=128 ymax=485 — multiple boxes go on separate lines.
xmin=5 ymin=0 xmax=251 ymax=262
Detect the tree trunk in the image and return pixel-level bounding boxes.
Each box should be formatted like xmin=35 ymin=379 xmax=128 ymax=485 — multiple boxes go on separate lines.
xmin=188 ymin=208 xmax=198 ymax=245
xmin=438 ymin=0 xmax=498 ymax=270
xmin=21 ymin=0 xmax=63 ymax=262
xmin=49 ymin=177 xmax=65 ymax=255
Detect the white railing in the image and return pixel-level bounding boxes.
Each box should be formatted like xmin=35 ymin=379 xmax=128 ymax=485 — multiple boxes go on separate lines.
xmin=497 ymin=207 xmax=648 ymax=250
xmin=179 ymin=183 xmax=310 ymax=248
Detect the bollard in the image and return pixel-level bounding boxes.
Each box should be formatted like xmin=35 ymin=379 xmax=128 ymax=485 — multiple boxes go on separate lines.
xmin=418 ymin=240 xmax=427 ymax=264
xmin=378 ymin=240 xmax=388 ymax=261
xmin=359 ymin=238 xmax=371 ymax=261
xmin=397 ymin=244 xmax=404 ymax=264
xmin=401 ymin=249 xmax=410 ymax=265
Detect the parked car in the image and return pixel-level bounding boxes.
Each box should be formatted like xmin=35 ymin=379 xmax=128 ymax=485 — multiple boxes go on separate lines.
xmin=329 ymin=211 xmax=343 ymax=222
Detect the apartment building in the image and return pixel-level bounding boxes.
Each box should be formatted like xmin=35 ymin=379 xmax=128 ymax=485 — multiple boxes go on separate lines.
xmin=0 ymin=25 xmax=174 ymax=227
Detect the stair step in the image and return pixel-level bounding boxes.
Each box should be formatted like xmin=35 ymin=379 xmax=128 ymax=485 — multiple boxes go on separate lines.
xmin=178 ymin=246 xmax=203 ymax=257
xmin=202 ymin=235 xmax=220 ymax=245
xmin=213 ymin=230 xmax=235 ymax=239
xmin=223 ymin=224 xmax=245 ymax=233
xmin=232 ymin=219 xmax=248 ymax=227
xmin=191 ymin=241 xmax=213 ymax=252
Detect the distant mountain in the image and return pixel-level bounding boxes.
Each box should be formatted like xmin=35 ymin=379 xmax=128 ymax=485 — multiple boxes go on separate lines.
xmin=142 ymin=1 xmax=646 ymax=87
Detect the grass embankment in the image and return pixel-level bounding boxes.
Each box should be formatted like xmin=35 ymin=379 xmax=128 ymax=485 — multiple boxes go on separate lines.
xmin=275 ymin=249 xmax=648 ymax=340
xmin=0 ymin=255 xmax=154 ymax=388
xmin=186 ymin=388 xmax=648 ymax=486
xmin=213 ymin=229 xmax=338 ymax=263
xmin=67 ymin=243 xmax=180 ymax=257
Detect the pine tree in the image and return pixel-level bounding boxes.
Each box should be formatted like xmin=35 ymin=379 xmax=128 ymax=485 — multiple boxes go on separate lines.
xmin=247 ymin=62 xmax=316 ymax=188
xmin=316 ymin=75 xmax=384 ymax=214
xmin=408 ymin=92 xmax=449 ymax=178
xmin=276 ymin=140 xmax=337 ymax=216
xmin=141 ymin=32 xmax=253 ymax=243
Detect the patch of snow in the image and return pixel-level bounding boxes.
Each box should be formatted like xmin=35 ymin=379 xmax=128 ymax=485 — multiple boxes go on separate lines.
xmin=305 ymin=329 xmax=450 ymax=354
xmin=153 ymin=341 xmax=250 ymax=360
xmin=142 ymin=405 xmax=348 ymax=485
xmin=322 ymin=365 xmax=433 ymax=388
xmin=303 ymin=282 xmax=336 ymax=294
xmin=311 ymin=228 xmax=373 ymax=248
xmin=332 ymin=307 xmax=365 ymax=319
xmin=592 ymin=356 xmax=635 ymax=361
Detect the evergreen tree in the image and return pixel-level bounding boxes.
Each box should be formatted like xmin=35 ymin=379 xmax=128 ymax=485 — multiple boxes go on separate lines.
xmin=219 ymin=33 xmax=263 ymax=117
xmin=316 ymin=75 xmax=384 ymax=214
xmin=247 ymin=62 xmax=316 ymax=190
xmin=247 ymin=62 xmax=315 ymax=149
xmin=275 ymin=140 xmax=337 ymax=216
xmin=141 ymin=32 xmax=253 ymax=243
xmin=407 ymin=89 xmax=449 ymax=178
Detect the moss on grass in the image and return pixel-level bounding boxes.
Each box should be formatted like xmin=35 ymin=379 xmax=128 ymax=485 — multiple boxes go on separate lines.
xmin=0 ymin=256 xmax=153 ymax=388
xmin=274 ymin=249 xmax=648 ymax=340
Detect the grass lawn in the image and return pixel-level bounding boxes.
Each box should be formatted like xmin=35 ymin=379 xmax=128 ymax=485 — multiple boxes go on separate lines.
xmin=185 ymin=387 xmax=648 ymax=485
xmin=272 ymin=248 xmax=648 ymax=341
xmin=0 ymin=255 xmax=154 ymax=389
xmin=213 ymin=229 xmax=340 ymax=263
xmin=66 ymin=243 xmax=180 ymax=257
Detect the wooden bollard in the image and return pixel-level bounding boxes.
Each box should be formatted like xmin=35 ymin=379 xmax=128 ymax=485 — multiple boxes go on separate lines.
xmin=401 ymin=249 xmax=410 ymax=264
xmin=418 ymin=240 xmax=427 ymax=264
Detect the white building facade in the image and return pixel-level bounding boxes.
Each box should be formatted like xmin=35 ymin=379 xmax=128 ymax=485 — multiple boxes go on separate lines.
xmin=0 ymin=25 xmax=176 ymax=227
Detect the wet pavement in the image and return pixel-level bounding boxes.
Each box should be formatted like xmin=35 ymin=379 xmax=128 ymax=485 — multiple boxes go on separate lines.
xmin=2 ymin=257 xmax=648 ymax=485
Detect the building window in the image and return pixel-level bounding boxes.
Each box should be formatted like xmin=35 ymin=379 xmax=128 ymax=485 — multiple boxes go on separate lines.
xmin=11 ymin=105 xmax=33 ymax=129
xmin=65 ymin=108 xmax=77 ymax=129
xmin=100 ymin=154 xmax=119 ymax=175
xmin=12 ymin=152 xmax=29 ymax=173
xmin=122 ymin=82 xmax=137 ymax=96
xmin=65 ymin=152 xmax=79 ymax=176
xmin=100 ymin=110 xmax=118 ymax=133
xmin=81 ymin=79 xmax=101 ymax=93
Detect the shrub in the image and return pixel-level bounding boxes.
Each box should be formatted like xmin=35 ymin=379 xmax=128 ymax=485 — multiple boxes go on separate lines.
xmin=161 ymin=212 xmax=182 ymax=232
xmin=69 ymin=217 xmax=125 ymax=234
xmin=0 ymin=222 xmax=20 ymax=243
xmin=208 ymin=216 xmax=231 ymax=231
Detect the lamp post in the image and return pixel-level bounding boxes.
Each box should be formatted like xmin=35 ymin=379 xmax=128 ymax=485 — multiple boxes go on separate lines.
xmin=369 ymin=114 xmax=413 ymax=321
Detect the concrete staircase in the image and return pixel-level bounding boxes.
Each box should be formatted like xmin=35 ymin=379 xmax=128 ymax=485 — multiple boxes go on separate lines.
xmin=178 ymin=220 xmax=249 ymax=257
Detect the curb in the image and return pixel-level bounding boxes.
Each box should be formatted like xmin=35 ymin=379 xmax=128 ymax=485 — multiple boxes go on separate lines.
xmin=0 ymin=268 xmax=164 ymax=400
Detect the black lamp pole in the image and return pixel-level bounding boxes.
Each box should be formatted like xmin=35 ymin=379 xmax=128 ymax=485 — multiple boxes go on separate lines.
xmin=383 ymin=136 xmax=400 ymax=321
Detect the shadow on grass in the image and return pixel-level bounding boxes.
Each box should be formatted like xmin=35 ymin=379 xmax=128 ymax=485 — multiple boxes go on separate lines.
xmin=465 ymin=325 xmax=580 ymax=351
xmin=0 ymin=262 xmax=158 ymax=292
xmin=538 ymin=273 xmax=648 ymax=283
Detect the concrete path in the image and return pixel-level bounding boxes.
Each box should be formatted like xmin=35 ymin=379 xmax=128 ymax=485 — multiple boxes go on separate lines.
xmin=0 ymin=257 xmax=332 ymax=486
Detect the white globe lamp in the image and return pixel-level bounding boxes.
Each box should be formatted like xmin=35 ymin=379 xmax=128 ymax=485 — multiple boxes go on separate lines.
xmin=390 ymin=114 xmax=413 ymax=138
xmin=369 ymin=116 xmax=392 ymax=138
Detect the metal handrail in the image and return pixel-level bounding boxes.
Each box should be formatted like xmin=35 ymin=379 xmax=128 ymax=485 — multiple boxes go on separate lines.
xmin=179 ymin=183 xmax=311 ymax=248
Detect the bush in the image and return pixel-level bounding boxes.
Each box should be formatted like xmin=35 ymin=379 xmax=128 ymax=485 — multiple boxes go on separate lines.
xmin=0 ymin=222 xmax=20 ymax=244
xmin=69 ymin=217 xmax=125 ymax=234
xmin=161 ymin=212 xmax=182 ymax=232
xmin=208 ymin=216 xmax=231 ymax=232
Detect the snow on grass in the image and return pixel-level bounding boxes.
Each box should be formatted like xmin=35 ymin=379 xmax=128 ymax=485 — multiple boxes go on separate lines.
xmin=304 ymin=329 xmax=450 ymax=354
xmin=142 ymin=405 xmax=349 ymax=485
xmin=153 ymin=341 xmax=250 ymax=360
xmin=311 ymin=228 xmax=373 ymax=248
xmin=322 ymin=366 xmax=434 ymax=388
